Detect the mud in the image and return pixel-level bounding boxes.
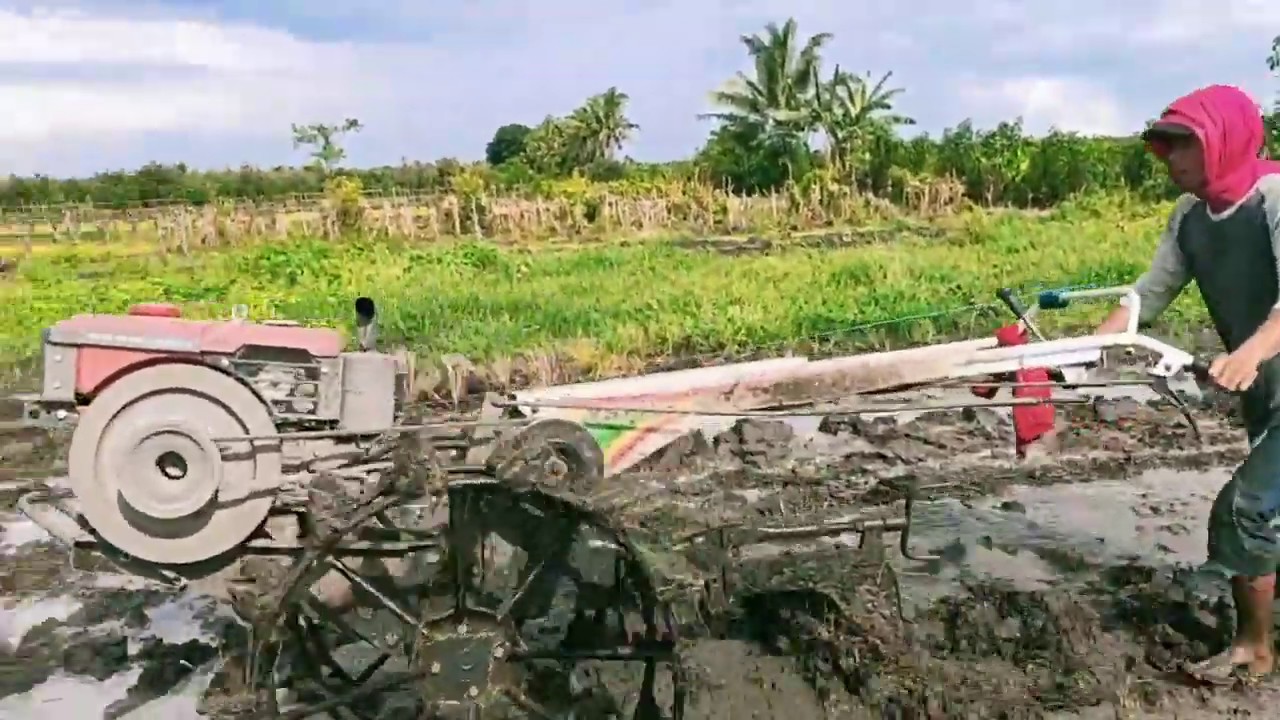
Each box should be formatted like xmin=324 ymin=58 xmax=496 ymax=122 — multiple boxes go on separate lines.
xmin=0 ymin=568 xmax=236 ymax=718
xmin=3 ymin=379 xmax=1278 ymax=719
xmin=640 ymin=385 xmax=1247 ymax=514
xmin=647 ymin=464 xmax=1280 ymax=720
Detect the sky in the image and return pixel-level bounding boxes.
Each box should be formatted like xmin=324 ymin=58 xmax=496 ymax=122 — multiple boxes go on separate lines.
xmin=1 ymin=0 xmax=1277 ymax=177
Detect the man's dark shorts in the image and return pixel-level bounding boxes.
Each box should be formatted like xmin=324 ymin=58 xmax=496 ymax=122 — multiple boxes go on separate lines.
xmin=1206 ymin=429 xmax=1280 ymax=578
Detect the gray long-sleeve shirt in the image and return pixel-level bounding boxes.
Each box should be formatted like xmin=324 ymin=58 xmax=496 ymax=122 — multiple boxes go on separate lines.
xmin=1130 ymin=174 xmax=1280 ymax=435
xmin=1130 ymin=175 xmax=1280 ymax=325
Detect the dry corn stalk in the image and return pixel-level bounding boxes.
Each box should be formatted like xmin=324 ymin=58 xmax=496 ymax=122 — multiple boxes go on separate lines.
xmin=0 ymin=185 xmax=912 ymax=248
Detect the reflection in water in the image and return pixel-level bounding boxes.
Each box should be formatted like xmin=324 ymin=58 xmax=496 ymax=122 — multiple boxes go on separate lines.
xmin=895 ymin=467 xmax=1231 ymax=607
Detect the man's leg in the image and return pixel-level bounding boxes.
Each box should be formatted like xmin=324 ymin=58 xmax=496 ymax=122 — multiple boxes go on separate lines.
xmin=1229 ymin=573 xmax=1276 ymax=673
xmin=1196 ymin=430 xmax=1280 ymax=681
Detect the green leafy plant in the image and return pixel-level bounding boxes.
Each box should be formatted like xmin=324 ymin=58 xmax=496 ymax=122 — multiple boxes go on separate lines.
xmin=291 ymin=118 xmax=364 ymax=175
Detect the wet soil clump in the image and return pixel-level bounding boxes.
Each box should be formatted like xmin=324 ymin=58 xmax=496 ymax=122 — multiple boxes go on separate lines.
xmin=710 ymin=555 xmax=1273 ymax=719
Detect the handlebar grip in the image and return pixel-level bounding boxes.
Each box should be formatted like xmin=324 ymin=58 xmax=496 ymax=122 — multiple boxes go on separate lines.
xmin=995 ymin=287 xmax=1029 ymax=318
xmin=1188 ymin=359 xmax=1212 ymax=382
xmin=1037 ymin=290 xmax=1070 ymax=310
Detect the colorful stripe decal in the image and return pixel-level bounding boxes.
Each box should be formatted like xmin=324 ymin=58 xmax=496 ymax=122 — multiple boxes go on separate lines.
xmin=514 ymin=358 xmax=809 ymax=476
xmin=587 ymin=410 xmax=685 ymax=468
xmin=571 ymin=387 xmax=734 ymax=473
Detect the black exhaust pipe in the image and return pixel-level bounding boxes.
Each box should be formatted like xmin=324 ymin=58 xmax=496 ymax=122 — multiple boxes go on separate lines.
xmin=354 ymin=297 xmax=377 ymax=351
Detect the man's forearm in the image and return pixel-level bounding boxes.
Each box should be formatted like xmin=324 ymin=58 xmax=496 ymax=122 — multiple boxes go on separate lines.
xmin=1095 ymin=306 xmax=1132 ymax=335
xmin=1238 ymin=310 xmax=1280 ymax=363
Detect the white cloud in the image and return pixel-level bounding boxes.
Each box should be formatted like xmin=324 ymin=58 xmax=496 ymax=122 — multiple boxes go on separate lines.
xmin=1129 ymin=0 xmax=1280 ymax=46
xmin=981 ymin=0 xmax=1280 ymax=55
xmin=0 ymin=9 xmax=311 ymax=69
xmin=954 ymin=76 xmax=1132 ymax=136
xmin=1 ymin=79 xmax=340 ymax=140
xmin=0 ymin=1 xmax=1275 ymax=176
xmin=0 ymin=7 xmax=373 ymax=155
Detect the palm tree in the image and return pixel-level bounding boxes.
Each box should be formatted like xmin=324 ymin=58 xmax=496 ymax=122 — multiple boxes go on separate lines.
xmin=700 ymin=18 xmax=913 ymax=187
xmin=702 ymin=19 xmax=831 ymax=135
xmin=569 ymin=87 xmax=640 ymax=163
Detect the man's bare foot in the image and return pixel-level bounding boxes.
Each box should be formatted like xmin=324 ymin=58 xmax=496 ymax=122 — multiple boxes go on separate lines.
xmin=1185 ymin=645 xmax=1274 ymax=684
xmin=1230 ymin=644 xmax=1275 ymax=675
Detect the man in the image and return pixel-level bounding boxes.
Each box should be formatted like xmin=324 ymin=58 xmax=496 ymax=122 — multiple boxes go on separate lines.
xmin=1094 ymin=84 xmax=1280 ymax=682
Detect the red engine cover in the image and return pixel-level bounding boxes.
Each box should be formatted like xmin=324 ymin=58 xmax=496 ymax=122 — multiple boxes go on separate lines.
xmin=46 ymin=309 xmax=346 ymax=397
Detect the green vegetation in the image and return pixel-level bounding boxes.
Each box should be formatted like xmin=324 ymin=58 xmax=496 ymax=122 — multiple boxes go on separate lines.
xmin=0 ymin=196 xmax=1209 ymax=375
xmin=291 ymin=119 xmax=364 ymax=175
xmin=0 ymin=111 xmax=1188 ymax=212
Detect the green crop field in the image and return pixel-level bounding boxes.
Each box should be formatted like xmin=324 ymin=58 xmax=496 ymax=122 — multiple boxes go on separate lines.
xmin=0 ymin=196 xmax=1210 ymax=385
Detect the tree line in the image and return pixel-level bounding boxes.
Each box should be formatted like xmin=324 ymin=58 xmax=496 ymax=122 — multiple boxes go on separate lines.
xmin=1 ymin=22 xmax=1277 ymax=211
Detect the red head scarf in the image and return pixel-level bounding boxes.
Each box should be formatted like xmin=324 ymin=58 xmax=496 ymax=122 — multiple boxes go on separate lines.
xmin=1145 ymin=84 xmax=1280 ymax=213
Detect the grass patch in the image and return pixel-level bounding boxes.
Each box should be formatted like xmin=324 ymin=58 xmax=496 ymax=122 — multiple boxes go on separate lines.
xmin=0 ymin=203 xmax=1211 ymax=375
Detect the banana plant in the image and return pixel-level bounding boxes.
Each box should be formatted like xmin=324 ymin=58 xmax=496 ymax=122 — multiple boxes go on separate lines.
xmin=811 ymin=66 xmax=915 ymax=180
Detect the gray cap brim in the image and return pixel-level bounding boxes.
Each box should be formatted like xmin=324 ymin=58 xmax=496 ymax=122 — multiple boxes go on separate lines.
xmin=1141 ymin=120 xmax=1194 ymax=141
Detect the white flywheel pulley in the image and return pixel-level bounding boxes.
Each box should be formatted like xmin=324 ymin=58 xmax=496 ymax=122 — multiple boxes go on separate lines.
xmin=69 ymin=363 xmax=281 ymax=565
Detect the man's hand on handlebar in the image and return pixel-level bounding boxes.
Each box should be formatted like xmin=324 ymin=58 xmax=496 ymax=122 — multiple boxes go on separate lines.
xmin=1205 ymin=349 xmax=1264 ymax=392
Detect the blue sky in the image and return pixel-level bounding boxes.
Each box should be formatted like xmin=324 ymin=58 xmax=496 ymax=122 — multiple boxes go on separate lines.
xmin=1 ymin=0 xmax=1276 ymax=177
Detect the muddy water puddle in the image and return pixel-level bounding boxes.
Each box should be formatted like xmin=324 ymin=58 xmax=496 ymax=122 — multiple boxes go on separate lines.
xmin=0 ymin=525 xmax=232 ymax=719
xmin=898 ymin=467 xmax=1227 ymax=605
xmin=0 ymin=669 xmax=215 ymax=720
xmin=728 ymin=466 xmax=1231 ymax=611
